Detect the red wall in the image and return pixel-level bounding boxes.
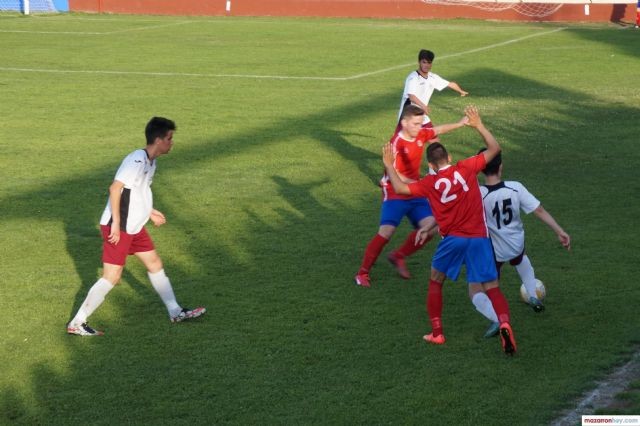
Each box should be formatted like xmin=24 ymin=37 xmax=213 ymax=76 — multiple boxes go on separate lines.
xmin=68 ymin=0 xmax=636 ymax=23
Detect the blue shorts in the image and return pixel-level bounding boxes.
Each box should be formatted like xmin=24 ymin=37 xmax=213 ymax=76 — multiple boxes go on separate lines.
xmin=431 ymin=236 xmax=498 ymax=283
xmin=380 ymin=198 xmax=433 ymax=228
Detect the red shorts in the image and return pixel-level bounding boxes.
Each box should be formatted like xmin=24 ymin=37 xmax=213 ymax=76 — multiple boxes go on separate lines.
xmin=100 ymin=225 xmax=155 ymax=266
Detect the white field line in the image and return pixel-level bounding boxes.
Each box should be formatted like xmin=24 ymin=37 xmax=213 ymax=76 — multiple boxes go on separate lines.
xmin=346 ymin=26 xmax=566 ymax=80
xmin=0 ymin=67 xmax=347 ymax=81
xmin=0 ymin=20 xmax=193 ymax=35
xmin=551 ymin=351 xmax=640 ymax=426
xmin=0 ymin=29 xmax=102 ymax=34
xmin=101 ymin=20 xmax=194 ymax=34
xmin=0 ymin=27 xmax=565 ymax=81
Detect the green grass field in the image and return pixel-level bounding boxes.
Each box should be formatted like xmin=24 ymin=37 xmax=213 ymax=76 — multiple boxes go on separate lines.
xmin=1 ymin=13 xmax=639 ymax=424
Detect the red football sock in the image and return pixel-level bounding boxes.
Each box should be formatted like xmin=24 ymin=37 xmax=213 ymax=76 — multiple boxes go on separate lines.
xmin=427 ymin=280 xmax=444 ymax=337
xmin=636 ymin=9 xmax=640 ymax=26
xmin=394 ymin=230 xmax=431 ymax=258
xmin=485 ymin=287 xmax=511 ymax=324
xmin=358 ymin=234 xmax=389 ymax=274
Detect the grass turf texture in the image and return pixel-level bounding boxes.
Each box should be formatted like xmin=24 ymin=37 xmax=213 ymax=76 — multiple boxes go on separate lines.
xmin=1 ymin=13 xmax=639 ymax=424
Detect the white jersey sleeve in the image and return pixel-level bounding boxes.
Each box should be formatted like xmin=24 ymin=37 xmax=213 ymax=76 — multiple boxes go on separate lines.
xmin=481 ymin=181 xmax=540 ymax=262
xmin=510 ymin=181 xmax=540 ymax=214
xmin=114 ymin=150 xmax=147 ymax=187
xmin=428 ymin=72 xmax=450 ymax=92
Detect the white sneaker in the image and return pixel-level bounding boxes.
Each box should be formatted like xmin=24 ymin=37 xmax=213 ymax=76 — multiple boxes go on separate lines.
xmin=67 ymin=322 xmax=104 ymax=336
xmin=171 ymin=307 xmax=206 ymax=323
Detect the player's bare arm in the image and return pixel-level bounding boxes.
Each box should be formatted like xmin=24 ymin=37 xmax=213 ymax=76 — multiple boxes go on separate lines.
xmin=433 ymin=115 xmax=469 ymax=136
xmin=408 ymin=94 xmax=430 ymax=115
xmin=382 ymin=144 xmax=411 ymax=195
xmin=533 ymin=205 xmax=571 ymax=251
xmin=448 ymin=81 xmax=469 ymax=97
xmin=150 ymin=209 xmax=166 ymax=227
xmin=465 ymin=106 xmax=501 ymax=162
xmin=107 ymin=180 xmax=125 ymax=245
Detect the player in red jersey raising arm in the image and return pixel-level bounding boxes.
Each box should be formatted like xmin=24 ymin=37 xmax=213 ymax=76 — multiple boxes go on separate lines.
xmin=354 ymin=105 xmax=468 ymax=288
xmin=382 ymin=106 xmax=517 ymax=355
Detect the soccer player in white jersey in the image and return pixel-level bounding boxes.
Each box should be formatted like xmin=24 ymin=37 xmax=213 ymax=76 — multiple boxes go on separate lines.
xmin=396 ymin=49 xmax=468 ymax=135
xmin=472 ymin=149 xmax=570 ymax=336
xmin=67 ymin=117 xmax=206 ymax=336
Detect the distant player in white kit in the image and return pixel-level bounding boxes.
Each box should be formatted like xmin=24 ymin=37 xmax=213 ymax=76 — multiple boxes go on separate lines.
xmin=396 ymin=49 xmax=468 ymax=136
xmin=472 ymin=149 xmax=570 ymax=334
xmin=67 ymin=117 xmax=205 ymax=336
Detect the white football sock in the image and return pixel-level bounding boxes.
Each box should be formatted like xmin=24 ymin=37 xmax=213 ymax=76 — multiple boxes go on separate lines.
xmin=515 ymin=255 xmax=538 ymax=298
xmin=472 ymin=292 xmax=498 ymax=322
xmin=71 ymin=278 xmax=114 ymax=325
xmin=148 ymin=269 xmax=181 ymax=317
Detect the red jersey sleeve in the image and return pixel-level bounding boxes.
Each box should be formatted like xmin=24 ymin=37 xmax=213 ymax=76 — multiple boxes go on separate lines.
xmin=417 ymin=127 xmax=436 ymax=144
xmin=458 ymin=153 xmax=487 ymax=175
xmin=407 ymin=176 xmax=432 ymax=198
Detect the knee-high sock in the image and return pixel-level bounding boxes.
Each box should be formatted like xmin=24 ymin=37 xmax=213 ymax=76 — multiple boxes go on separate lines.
xmin=515 ymin=255 xmax=538 ymax=298
xmin=393 ymin=230 xmax=431 ymax=259
xmin=71 ymin=278 xmax=114 ymax=325
xmin=485 ymin=287 xmax=511 ymax=324
xmin=358 ymin=234 xmax=389 ymax=274
xmin=427 ymin=280 xmax=444 ymax=337
xmin=148 ymin=269 xmax=181 ymax=317
xmin=472 ymin=292 xmax=498 ymax=322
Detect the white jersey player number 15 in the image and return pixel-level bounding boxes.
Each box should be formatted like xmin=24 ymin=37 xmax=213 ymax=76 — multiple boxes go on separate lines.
xmin=490 ymin=198 xmax=514 ymax=229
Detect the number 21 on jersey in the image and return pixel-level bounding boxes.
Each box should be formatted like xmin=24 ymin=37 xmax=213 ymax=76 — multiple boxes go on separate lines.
xmin=435 ymin=171 xmax=469 ymax=203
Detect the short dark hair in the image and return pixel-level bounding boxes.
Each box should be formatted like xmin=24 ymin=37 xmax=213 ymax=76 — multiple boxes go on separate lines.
xmin=478 ymin=147 xmax=502 ymax=176
xmin=400 ymin=104 xmax=425 ymax=120
xmin=427 ymin=142 xmax=448 ymax=165
xmin=145 ymin=117 xmax=176 ymax=145
xmin=418 ymin=49 xmax=435 ymax=62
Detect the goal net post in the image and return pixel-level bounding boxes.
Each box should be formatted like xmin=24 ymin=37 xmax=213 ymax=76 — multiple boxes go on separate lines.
xmin=0 ymin=0 xmax=63 ymax=14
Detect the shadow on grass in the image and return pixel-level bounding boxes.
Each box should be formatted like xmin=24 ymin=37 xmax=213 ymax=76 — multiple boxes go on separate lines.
xmin=1 ymin=67 xmax=640 ymax=423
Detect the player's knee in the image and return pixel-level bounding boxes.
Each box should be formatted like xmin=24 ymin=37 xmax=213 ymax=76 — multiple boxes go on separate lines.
xmin=103 ymin=271 xmax=122 ymax=286
xmin=378 ymin=225 xmax=396 ymax=239
xmin=430 ymin=269 xmax=446 ymax=282
xmin=468 ymin=285 xmax=483 ymax=299
xmin=147 ymin=257 xmax=164 ymax=274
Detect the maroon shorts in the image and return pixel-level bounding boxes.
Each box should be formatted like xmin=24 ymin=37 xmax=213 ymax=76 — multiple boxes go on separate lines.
xmin=495 ymin=250 xmax=525 ymax=277
xmin=100 ymin=225 xmax=155 ymax=266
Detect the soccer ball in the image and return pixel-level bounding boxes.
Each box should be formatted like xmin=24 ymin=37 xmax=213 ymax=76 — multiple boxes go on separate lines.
xmin=520 ymin=279 xmax=546 ymax=303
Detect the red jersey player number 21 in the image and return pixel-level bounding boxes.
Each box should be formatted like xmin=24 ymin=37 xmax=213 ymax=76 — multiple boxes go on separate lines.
xmin=382 ymin=106 xmax=518 ymax=356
